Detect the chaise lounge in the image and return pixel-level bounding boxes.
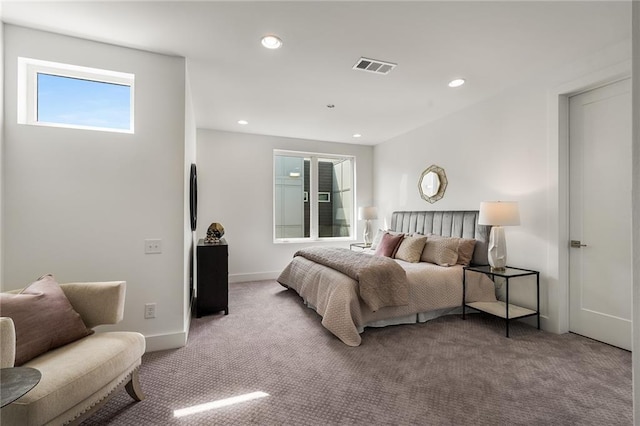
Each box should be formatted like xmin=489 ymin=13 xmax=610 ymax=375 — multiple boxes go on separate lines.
xmin=0 ymin=278 xmax=146 ymax=425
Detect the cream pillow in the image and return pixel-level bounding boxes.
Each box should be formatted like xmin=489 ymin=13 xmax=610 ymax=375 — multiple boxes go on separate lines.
xmin=421 ymin=237 xmax=459 ymax=266
xmin=394 ymin=235 xmax=428 ymax=263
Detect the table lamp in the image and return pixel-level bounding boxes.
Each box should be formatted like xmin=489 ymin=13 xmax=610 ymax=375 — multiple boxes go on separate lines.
xmin=358 ymin=206 xmax=378 ymax=246
xmin=478 ymin=201 xmax=520 ymax=271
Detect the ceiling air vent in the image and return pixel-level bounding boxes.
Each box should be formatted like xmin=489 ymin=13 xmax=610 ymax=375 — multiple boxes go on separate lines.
xmin=352 ymin=57 xmax=397 ymax=75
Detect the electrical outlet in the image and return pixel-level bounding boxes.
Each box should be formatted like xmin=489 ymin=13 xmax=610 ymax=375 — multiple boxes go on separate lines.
xmin=144 ymin=303 xmax=156 ymax=319
xmin=144 ymin=239 xmax=162 ymax=254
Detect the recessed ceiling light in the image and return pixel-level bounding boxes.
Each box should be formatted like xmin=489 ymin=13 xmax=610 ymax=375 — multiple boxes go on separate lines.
xmin=237 ymin=120 xmax=248 ymax=125
xmin=261 ymin=35 xmax=283 ymax=49
xmin=448 ymin=78 xmax=466 ymax=88
xmin=352 ymin=134 xmax=362 ymax=138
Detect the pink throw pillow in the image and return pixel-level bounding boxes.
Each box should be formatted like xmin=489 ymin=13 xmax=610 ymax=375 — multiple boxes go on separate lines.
xmin=0 ymin=275 xmax=93 ymax=365
xmin=374 ymin=232 xmax=404 ymax=257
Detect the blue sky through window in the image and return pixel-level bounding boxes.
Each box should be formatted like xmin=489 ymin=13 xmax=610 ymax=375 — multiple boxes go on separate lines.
xmin=37 ymin=73 xmax=131 ymax=130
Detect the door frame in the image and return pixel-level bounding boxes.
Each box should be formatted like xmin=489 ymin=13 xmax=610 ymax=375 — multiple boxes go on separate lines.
xmin=547 ymin=60 xmax=631 ymax=335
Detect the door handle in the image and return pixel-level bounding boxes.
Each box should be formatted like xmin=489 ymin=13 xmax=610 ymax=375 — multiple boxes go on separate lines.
xmin=570 ymin=240 xmax=588 ymax=248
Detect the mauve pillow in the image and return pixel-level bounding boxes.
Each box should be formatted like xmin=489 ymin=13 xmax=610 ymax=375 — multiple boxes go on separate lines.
xmin=374 ymin=232 xmax=404 ymax=258
xmin=0 ymin=274 xmax=93 ymax=366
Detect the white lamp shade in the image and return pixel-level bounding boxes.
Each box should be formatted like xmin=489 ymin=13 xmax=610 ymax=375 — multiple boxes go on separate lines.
xmin=478 ymin=201 xmax=520 ymax=226
xmin=358 ymin=206 xmax=378 ymax=221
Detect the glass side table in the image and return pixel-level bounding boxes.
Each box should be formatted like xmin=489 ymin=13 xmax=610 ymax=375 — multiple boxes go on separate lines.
xmin=1 ymin=367 xmax=42 ymax=407
xmin=462 ymin=265 xmax=540 ymax=337
xmin=349 ymin=243 xmax=371 ymax=251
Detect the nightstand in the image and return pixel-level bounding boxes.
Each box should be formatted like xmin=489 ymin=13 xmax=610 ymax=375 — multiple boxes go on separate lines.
xmin=196 ymin=238 xmax=229 ymax=317
xmin=462 ymin=265 xmax=540 ymax=337
xmin=350 ymin=242 xmax=371 ymax=251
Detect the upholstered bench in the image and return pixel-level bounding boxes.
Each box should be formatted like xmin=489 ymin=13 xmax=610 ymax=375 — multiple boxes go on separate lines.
xmin=1 ymin=278 xmax=145 ymax=425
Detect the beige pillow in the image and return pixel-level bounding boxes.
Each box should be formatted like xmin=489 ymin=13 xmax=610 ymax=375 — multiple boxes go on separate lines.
xmin=427 ymin=234 xmax=477 ymax=266
xmin=395 ymin=235 xmax=428 ymax=263
xmin=421 ymin=237 xmax=459 ymax=266
xmin=456 ymin=238 xmax=477 ymax=266
xmin=0 ymin=274 xmax=93 ymax=366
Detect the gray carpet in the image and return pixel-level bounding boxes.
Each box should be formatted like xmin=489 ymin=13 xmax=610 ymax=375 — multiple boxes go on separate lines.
xmin=83 ymin=280 xmax=632 ymax=425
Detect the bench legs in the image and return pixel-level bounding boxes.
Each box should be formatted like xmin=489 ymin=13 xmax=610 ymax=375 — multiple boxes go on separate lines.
xmin=125 ymin=369 xmax=145 ymax=401
xmin=66 ymin=367 xmax=145 ymax=425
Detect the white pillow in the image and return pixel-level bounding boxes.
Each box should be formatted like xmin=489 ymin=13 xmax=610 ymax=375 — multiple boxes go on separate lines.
xmin=369 ymin=229 xmax=385 ymax=249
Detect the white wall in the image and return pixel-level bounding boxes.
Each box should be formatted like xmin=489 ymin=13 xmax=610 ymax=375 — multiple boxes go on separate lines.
xmin=183 ymin=71 xmax=197 ymax=330
xmin=374 ymin=40 xmax=631 ymax=334
xmin=2 ymin=25 xmax=188 ymax=351
xmin=0 ymin=20 xmax=4 ymax=284
xmin=631 ymin=1 xmax=639 ymax=422
xmin=196 ymin=129 xmax=373 ymax=282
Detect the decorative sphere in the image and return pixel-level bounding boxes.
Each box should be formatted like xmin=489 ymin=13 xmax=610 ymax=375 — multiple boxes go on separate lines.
xmin=205 ymin=222 xmax=225 ymax=243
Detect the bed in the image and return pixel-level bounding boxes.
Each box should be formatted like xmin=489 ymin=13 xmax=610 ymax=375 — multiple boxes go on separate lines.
xmin=277 ymin=211 xmax=498 ymax=346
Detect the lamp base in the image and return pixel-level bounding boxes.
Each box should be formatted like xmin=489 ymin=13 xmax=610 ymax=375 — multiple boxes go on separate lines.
xmin=487 ymin=226 xmax=507 ymax=271
xmin=363 ymin=220 xmax=372 ymax=245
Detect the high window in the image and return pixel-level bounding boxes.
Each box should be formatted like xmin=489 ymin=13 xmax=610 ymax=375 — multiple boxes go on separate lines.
xmin=274 ymin=150 xmax=355 ymax=242
xmin=18 ymin=57 xmax=134 ymax=133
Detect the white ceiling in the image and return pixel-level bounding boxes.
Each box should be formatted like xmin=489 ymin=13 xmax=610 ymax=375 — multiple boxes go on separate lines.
xmin=0 ymin=1 xmax=632 ymax=145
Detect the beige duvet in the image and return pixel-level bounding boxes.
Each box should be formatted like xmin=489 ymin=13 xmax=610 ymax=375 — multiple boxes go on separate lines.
xmin=277 ymin=256 xmax=497 ymax=346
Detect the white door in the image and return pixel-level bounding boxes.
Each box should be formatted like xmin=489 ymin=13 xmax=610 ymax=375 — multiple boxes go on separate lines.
xmin=569 ymin=78 xmax=632 ymax=350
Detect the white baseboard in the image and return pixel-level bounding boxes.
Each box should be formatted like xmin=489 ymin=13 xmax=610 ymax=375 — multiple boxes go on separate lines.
xmin=229 ymin=271 xmax=280 ymax=283
xmin=145 ymin=331 xmax=188 ymax=352
xmin=144 ymin=275 xmax=275 ymax=352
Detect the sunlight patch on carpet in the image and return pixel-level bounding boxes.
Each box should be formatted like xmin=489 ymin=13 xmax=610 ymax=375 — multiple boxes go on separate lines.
xmin=173 ymin=391 xmax=270 ymax=417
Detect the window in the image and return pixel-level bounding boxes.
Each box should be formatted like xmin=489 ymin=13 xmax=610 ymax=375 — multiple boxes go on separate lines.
xmin=274 ymin=150 xmax=355 ymax=242
xmin=18 ymin=57 xmax=134 ymax=133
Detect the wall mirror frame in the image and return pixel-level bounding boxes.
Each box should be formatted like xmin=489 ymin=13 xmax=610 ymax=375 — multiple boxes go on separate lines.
xmin=418 ymin=164 xmax=448 ymax=204
xmin=189 ymin=163 xmax=198 ymax=231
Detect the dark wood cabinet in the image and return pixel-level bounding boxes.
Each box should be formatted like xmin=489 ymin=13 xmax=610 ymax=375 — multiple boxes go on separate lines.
xmin=196 ymin=239 xmax=228 ymax=317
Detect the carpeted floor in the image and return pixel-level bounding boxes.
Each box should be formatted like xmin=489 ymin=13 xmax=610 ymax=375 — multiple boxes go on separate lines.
xmin=83 ymin=280 xmax=632 ymax=425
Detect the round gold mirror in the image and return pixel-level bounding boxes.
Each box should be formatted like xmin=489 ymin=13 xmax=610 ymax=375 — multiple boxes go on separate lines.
xmin=418 ymin=165 xmax=447 ymax=204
